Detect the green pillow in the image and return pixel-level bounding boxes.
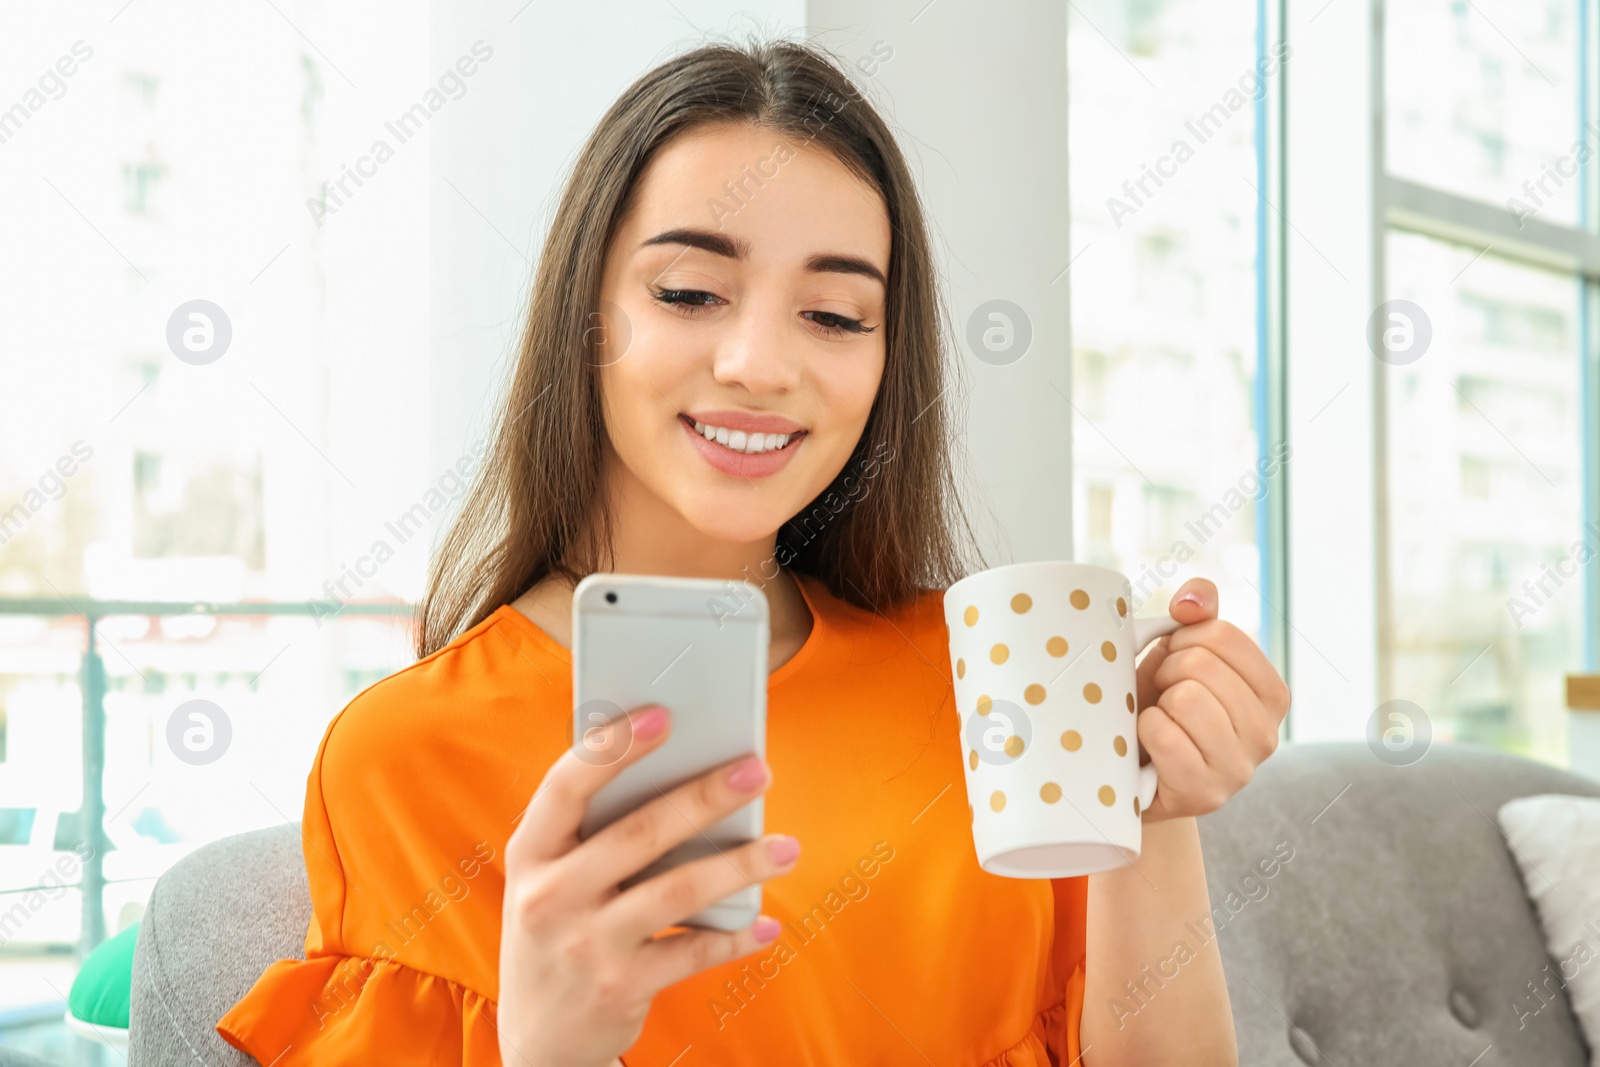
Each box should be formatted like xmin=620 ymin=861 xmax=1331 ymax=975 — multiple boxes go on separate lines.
xmin=67 ymin=922 xmax=139 ymax=1031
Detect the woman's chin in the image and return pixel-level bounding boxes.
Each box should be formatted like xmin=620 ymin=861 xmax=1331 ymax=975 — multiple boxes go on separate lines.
xmin=679 ymin=511 xmax=792 ymax=547
xmin=656 ymin=487 xmax=801 ymax=548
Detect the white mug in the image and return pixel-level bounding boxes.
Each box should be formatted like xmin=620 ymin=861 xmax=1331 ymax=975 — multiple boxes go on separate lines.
xmin=943 ymin=561 xmax=1180 ymax=878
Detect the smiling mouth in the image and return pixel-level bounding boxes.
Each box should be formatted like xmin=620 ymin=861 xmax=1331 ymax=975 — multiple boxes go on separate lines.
xmin=678 ymin=414 xmax=807 ymax=455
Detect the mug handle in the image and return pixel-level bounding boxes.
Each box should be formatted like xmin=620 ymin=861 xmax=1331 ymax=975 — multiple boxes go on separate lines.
xmin=1130 ymin=614 xmax=1182 ymax=813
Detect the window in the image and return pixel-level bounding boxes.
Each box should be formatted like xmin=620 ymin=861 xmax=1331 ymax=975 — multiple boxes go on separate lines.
xmin=1280 ymin=0 xmax=1597 ymax=753
xmin=0 ymin=4 xmax=431 ymax=954
xmin=1382 ymin=231 xmax=1586 ymax=762
xmin=1386 ymin=0 xmax=1583 ymax=226
xmin=1068 ymin=0 xmax=1275 ymax=641
xmin=1360 ymin=0 xmax=1600 ymax=762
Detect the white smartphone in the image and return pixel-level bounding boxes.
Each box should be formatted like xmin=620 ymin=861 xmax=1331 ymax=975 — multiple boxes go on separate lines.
xmin=571 ymin=573 xmax=769 ymax=932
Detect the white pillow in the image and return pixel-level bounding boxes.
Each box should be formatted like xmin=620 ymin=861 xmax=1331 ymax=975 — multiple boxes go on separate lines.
xmin=1498 ymin=793 xmax=1600 ymax=1060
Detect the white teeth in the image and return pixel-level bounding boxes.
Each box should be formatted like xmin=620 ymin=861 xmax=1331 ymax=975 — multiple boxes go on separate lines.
xmin=689 ymin=419 xmax=796 ymax=454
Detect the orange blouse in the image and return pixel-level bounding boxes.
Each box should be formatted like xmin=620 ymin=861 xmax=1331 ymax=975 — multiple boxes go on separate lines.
xmin=217 ymin=569 xmax=1087 ymax=1066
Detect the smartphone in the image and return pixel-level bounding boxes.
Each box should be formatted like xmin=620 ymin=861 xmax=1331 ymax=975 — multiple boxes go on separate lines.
xmin=572 ymin=573 xmax=769 ymax=932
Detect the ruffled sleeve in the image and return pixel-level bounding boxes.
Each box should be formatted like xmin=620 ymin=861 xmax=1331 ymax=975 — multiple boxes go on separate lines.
xmin=1039 ymin=875 xmax=1089 ymax=1067
xmin=217 ymin=953 xmax=501 ymax=1065
xmin=213 ymin=665 xmax=515 ymax=1066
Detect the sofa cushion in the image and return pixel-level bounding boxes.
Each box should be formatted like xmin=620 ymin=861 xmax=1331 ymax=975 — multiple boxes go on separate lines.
xmin=129 ymin=822 xmax=309 ymax=1067
xmin=1194 ymin=741 xmax=1600 ymax=1066
xmin=1498 ymin=793 xmax=1600 ymax=1063
xmin=66 ymin=920 xmax=139 ymax=1045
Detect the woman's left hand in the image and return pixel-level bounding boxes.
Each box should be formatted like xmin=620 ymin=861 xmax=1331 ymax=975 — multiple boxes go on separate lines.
xmin=1133 ymin=577 xmax=1291 ymax=822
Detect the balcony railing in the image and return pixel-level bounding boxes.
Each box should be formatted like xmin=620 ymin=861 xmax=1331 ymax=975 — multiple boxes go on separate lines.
xmin=0 ymin=598 xmax=415 ymax=959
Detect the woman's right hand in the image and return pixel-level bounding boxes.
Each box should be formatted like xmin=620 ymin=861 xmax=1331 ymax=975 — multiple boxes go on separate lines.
xmin=496 ymin=703 xmax=799 ymax=1067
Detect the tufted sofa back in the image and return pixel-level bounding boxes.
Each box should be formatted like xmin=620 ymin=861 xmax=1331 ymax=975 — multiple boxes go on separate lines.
xmin=1192 ymin=740 xmax=1598 ymax=1066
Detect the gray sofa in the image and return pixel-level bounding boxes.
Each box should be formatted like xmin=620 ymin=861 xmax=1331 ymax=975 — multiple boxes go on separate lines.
xmin=127 ymin=741 xmax=1600 ymax=1066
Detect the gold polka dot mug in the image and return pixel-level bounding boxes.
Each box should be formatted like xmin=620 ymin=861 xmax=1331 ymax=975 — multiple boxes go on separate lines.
xmin=944 ymin=561 xmax=1180 ymax=878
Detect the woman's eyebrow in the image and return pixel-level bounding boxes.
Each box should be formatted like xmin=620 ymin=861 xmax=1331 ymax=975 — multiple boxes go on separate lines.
xmin=640 ymin=227 xmax=887 ymax=289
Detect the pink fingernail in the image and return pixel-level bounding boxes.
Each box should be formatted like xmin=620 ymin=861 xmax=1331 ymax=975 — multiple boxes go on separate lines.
xmin=753 ymin=916 xmax=781 ymax=943
xmin=767 ymin=835 xmax=800 ymax=865
xmin=633 ymin=706 xmax=666 ymax=740
xmin=1178 ymin=593 xmax=1203 ymax=607
xmin=727 ymin=756 xmax=767 ymax=792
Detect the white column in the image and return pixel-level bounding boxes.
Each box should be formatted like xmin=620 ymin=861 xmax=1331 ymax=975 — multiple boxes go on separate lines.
xmin=1280 ymin=0 xmax=1381 ymax=737
xmin=807 ymin=0 xmax=1074 ymax=567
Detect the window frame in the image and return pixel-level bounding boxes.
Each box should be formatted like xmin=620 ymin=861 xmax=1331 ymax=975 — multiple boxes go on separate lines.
xmin=1279 ymin=0 xmax=1600 ymax=742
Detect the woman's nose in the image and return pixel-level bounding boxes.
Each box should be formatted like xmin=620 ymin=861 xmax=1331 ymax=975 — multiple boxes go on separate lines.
xmin=710 ymin=303 xmax=803 ymax=395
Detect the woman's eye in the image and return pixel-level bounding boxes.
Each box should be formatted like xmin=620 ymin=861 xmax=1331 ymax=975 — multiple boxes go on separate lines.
xmin=651 ymin=288 xmax=876 ymax=338
xmin=804 ymin=310 xmax=875 ymax=337
xmin=652 ymin=288 xmax=720 ymax=314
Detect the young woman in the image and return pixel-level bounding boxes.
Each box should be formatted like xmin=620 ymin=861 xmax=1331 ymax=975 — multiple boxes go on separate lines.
xmin=218 ymin=37 xmax=1288 ymax=1067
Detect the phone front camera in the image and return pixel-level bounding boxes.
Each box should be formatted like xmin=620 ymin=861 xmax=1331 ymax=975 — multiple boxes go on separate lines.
xmin=604 ymin=591 xmax=618 ymax=604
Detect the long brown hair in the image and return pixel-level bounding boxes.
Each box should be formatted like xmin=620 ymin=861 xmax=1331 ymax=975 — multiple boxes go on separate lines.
xmin=415 ymin=35 xmax=983 ymax=659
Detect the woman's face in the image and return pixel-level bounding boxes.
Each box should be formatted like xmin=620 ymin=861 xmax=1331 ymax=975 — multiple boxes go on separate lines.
xmin=593 ymin=121 xmax=890 ymax=548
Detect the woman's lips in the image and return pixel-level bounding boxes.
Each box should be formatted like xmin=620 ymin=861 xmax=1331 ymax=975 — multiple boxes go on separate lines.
xmin=679 ymin=414 xmax=806 ymax=479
